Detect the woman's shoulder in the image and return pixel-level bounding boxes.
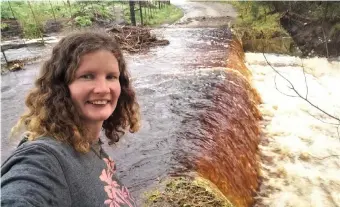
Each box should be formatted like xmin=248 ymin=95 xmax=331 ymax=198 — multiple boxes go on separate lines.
xmin=1 ymin=137 xmax=72 ymax=207
xmin=3 ymin=137 xmax=65 ymax=164
xmin=18 ymin=136 xmax=69 ymax=147
xmin=2 ymin=137 xmax=74 ymax=168
xmin=18 ymin=136 xmax=74 ymax=155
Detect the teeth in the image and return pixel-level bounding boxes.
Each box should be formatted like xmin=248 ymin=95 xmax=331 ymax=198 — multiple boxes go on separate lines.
xmin=90 ymin=100 xmax=108 ymax=105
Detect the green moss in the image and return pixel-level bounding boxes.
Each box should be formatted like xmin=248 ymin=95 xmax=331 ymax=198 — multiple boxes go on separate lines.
xmin=144 ymin=177 xmax=234 ymax=207
xmin=329 ymin=23 xmax=340 ymax=38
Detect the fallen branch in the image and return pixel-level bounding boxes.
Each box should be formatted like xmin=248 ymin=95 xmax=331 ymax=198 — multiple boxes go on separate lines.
xmin=106 ymin=25 xmax=169 ymax=53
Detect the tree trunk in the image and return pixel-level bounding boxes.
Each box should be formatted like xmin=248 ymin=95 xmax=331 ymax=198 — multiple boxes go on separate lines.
xmin=129 ymin=1 xmax=136 ymax=26
xmin=139 ymin=1 xmax=143 ymax=26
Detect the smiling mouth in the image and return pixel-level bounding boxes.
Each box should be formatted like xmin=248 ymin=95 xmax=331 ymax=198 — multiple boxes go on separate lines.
xmin=87 ymin=100 xmax=110 ymax=105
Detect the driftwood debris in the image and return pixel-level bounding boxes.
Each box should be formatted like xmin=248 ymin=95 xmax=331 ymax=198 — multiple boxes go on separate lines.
xmin=106 ymin=25 xmax=169 ymax=53
xmin=1 ymin=56 xmax=41 ymax=74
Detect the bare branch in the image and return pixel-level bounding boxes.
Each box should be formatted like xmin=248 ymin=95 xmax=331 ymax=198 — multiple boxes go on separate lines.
xmin=305 ymin=110 xmax=339 ymax=125
xmin=262 ymin=53 xmax=340 ymax=122
xmin=274 ymin=75 xmax=298 ymax=97
xmin=301 ymin=59 xmax=309 ymax=99
xmin=321 ymin=26 xmax=329 ymax=58
xmin=274 ymin=75 xmax=298 ymax=98
xmin=262 ymin=54 xmax=296 ymax=89
xmin=297 ymin=92 xmax=340 ymax=122
xmin=337 ymin=123 xmax=340 ymax=141
xmin=313 ymin=154 xmax=340 ymax=160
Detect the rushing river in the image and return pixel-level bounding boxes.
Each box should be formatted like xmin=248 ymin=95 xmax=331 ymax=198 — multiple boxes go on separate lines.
xmin=246 ymin=53 xmax=340 ymax=207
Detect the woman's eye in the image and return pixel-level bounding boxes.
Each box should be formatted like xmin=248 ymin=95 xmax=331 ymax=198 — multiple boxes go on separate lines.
xmin=80 ymin=74 xmax=93 ymax=79
xmin=107 ymin=74 xmax=118 ymax=80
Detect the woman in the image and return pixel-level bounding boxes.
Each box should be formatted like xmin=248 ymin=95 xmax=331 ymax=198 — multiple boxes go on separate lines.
xmin=1 ymin=31 xmax=140 ymax=207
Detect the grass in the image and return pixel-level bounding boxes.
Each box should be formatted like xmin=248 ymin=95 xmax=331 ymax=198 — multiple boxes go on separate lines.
xmin=143 ymin=4 xmax=184 ymax=27
xmin=1 ymin=1 xmax=183 ymax=39
xmin=123 ymin=3 xmax=183 ymax=27
xmin=228 ymin=2 xmax=299 ymax=54
xmin=230 ymin=2 xmax=289 ymax=39
xmin=1 ymin=1 xmax=73 ymax=38
xmin=1 ymin=1 xmax=119 ymax=39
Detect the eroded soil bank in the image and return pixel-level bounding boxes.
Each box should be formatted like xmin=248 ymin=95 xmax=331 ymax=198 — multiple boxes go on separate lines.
xmin=281 ymin=11 xmax=340 ymax=58
xmin=231 ymin=2 xmax=340 ymax=58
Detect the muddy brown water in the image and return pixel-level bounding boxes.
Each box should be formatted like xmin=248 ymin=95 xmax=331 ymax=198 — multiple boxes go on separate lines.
xmin=1 ymin=27 xmax=250 ymax=204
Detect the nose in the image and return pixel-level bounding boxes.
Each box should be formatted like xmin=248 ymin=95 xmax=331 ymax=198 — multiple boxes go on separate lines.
xmin=93 ymin=77 xmax=110 ymax=94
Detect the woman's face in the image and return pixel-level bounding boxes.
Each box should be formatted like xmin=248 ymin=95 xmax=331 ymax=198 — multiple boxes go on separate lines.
xmin=68 ymin=49 xmax=121 ymax=126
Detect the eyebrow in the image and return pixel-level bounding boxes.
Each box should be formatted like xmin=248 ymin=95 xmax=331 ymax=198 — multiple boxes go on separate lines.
xmin=76 ymin=69 xmax=120 ymax=75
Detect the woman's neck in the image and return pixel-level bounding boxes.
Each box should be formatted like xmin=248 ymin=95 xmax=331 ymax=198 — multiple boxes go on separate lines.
xmin=85 ymin=121 xmax=103 ymax=141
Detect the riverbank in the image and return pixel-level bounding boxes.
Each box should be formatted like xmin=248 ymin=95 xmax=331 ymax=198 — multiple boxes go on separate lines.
xmin=0 ymin=2 xmax=183 ymax=74
xmin=230 ymin=2 xmax=296 ymax=55
xmin=230 ymin=2 xmax=340 ymax=58
xmin=0 ymin=1 xmax=183 ymax=40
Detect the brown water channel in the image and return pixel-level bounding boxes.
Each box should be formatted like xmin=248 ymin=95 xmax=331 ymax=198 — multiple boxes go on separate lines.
xmin=1 ymin=27 xmax=242 ymax=204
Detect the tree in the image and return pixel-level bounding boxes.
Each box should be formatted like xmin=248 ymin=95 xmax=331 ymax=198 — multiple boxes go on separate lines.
xmin=129 ymin=1 xmax=136 ymax=26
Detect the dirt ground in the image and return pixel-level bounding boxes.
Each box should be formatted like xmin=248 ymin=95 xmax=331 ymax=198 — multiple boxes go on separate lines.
xmin=280 ymin=11 xmax=340 ymax=58
xmin=170 ymin=1 xmax=237 ymax=27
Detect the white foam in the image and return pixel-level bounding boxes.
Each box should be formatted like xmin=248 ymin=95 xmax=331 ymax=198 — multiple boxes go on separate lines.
xmin=248 ymin=53 xmax=340 ymax=207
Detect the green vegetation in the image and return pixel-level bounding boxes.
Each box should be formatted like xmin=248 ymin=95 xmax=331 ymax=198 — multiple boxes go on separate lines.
xmin=230 ymin=2 xmax=288 ymax=40
xmin=1 ymin=1 xmax=182 ymax=39
xmin=74 ymin=15 xmax=92 ymax=27
xmin=72 ymin=3 xmax=115 ymax=27
xmin=142 ymin=5 xmax=183 ymax=27
xmin=231 ymin=1 xmax=340 ymax=39
xmin=144 ymin=177 xmax=234 ymax=207
xmin=229 ymin=1 xmax=340 ymax=56
xmin=2 ymin=1 xmax=69 ymax=38
xmin=330 ymin=23 xmax=340 ymax=38
xmin=229 ymin=2 xmax=295 ymax=54
xmin=230 ymin=1 xmax=340 ymax=40
xmin=0 ymin=1 xmax=116 ymax=38
xmin=123 ymin=3 xmax=183 ymax=27
xmin=1 ymin=23 xmax=9 ymax=30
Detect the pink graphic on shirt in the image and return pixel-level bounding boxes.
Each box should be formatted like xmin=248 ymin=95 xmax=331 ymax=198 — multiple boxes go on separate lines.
xmin=99 ymin=157 xmax=135 ymax=207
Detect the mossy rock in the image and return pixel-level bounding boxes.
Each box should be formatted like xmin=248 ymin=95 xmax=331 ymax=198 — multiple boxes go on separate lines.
xmin=144 ymin=177 xmax=234 ymax=207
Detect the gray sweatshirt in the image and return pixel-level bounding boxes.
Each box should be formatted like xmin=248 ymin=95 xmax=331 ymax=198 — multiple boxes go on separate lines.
xmin=1 ymin=137 xmax=136 ymax=207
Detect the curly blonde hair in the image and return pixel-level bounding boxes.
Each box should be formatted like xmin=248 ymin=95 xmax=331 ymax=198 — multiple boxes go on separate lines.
xmin=12 ymin=31 xmax=140 ymax=152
